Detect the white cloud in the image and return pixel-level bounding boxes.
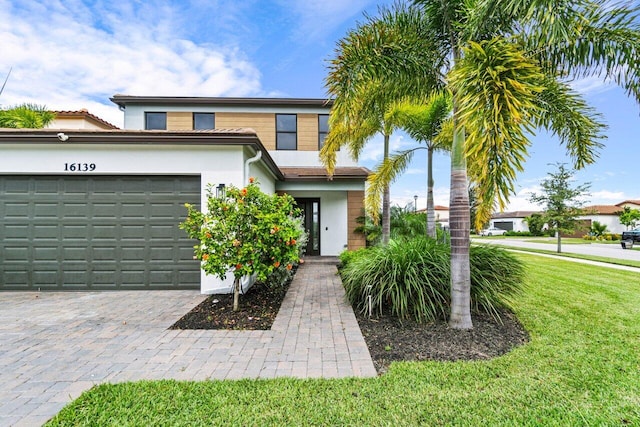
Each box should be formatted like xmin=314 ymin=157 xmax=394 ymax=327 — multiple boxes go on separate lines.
xmin=570 ymin=76 xmax=615 ymax=96
xmin=277 ymin=0 xmax=376 ymax=42
xmin=390 ymin=186 xmax=449 ymax=211
xmin=0 ymin=1 xmax=264 ymax=127
xmin=503 ymin=185 xmax=541 ymax=212
xmin=358 ymin=134 xmax=415 ymax=164
xmin=590 ymin=190 xmax=626 ymax=203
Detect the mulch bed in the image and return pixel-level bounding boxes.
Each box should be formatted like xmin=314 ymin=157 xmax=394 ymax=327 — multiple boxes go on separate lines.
xmin=170 ymin=280 xmax=291 ymax=330
xmin=170 ymin=267 xmax=529 ymax=375
xmin=354 ymin=309 xmax=529 ymax=374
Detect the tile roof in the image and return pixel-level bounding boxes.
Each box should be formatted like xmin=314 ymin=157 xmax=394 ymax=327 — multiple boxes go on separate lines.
xmin=491 ymin=211 xmax=540 ymax=219
xmin=53 ymin=109 xmax=119 ymax=129
xmin=615 ymin=200 xmax=640 ymax=207
xmin=583 ymin=205 xmax=623 ymax=215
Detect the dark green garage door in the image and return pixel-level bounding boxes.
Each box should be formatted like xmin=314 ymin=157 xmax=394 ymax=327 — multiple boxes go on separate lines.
xmin=0 ymin=175 xmax=200 ymax=290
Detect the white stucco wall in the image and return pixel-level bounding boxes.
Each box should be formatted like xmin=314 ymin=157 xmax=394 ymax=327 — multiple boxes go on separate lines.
xmin=490 ymin=218 xmax=530 ymax=232
xmin=580 ymin=214 xmax=624 ymax=233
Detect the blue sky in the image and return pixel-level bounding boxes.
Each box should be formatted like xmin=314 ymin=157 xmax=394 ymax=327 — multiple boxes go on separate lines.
xmin=1 ymin=0 xmax=639 ymax=211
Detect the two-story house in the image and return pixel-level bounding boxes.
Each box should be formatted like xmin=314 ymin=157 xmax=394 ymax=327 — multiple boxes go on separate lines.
xmin=0 ymin=97 xmax=368 ymax=293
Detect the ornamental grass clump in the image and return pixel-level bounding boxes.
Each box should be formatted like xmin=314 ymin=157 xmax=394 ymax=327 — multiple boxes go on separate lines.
xmin=341 ymin=237 xmax=525 ymax=322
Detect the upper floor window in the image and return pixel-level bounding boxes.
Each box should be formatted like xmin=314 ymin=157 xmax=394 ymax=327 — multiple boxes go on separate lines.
xmin=193 ymin=113 xmax=215 ymax=130
xmin=318 ymin=114 xmax=329 ymax=149
xmin=145 ymin=112 xmax=167 ymax=130
xmin=276 ymin=114 xmax=297 ymax=150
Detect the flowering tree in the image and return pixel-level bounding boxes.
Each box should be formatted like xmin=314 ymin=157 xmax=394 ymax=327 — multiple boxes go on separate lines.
xmin=180 ymin=179 xmax=302 ymax=311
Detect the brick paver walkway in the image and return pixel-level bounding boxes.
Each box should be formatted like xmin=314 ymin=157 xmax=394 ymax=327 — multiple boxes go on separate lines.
xmin=0 ymin=258 xmax=376 ymax=426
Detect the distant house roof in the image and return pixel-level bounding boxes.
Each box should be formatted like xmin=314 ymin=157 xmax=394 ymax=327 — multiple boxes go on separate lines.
xmin=110 ymin=95 xmax=333 ymax=109
xmin=52 ymin=109 xmax=119 ymax=129
xmin=491 ymin=211 xmax=539 ymax=219
xmin=615 ymin=200 xmax=640 ymax=207
xmin=280 ymin=167 xmax=369 ymax=181
xmin=583 ymin=205 xmax=622 ymax=215
xmin=416 ymin=206 xmax=449 ymax=214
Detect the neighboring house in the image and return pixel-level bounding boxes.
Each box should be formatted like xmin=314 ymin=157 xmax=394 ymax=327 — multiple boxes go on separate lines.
xmin=580 ymin=205 xmax=624 ymax=234
xmin=46 ymin=109 xmax=119 ymax=130
xmin=416 ymin=205 xmax=449 ymax=227
xmin=616 ymin=200 xmax=640 ymax=210
xmin=0 ymin=97 xmax=368 ymax=293
xmin=489 ymin=211 xmax=538 ymax=232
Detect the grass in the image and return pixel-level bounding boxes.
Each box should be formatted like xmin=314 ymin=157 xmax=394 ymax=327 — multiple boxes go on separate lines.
xmin=489 ymin=245 xmax=640 ymax=269
xmin=47 ymin=255 xmax=640 ymax=426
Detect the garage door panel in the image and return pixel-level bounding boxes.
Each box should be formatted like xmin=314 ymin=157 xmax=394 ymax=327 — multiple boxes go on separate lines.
xmin=3 ymin=247 xmax=29 ymax=260
xmin=34 ymin=179 xmax=59 ymax=193
xmin=1 ymin=175 xmax=200 ymax=290
xmin=32 ymin=224 xmax=59 ymax=239
xmin=5 ymin=202 xmax=29 ymax=217
xmin=34 ymin=247 xmax=58 ymax=261
xmin=63 ymin=203 xmax=90 ymax=217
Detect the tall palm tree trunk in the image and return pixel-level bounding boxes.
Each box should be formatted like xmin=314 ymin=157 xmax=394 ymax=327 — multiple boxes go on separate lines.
xmin=449 ymin=124 xmax=473 ymax=329
xmin=426 ymin=147 xmax=436 ymax=239
xmin=381 ymin=133 xmax=391 ymax=244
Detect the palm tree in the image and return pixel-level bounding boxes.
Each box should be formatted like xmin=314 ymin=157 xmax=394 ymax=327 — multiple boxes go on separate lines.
xmin=0 ymin=103 xmax=55 ymax=128
xmin=320 ymin=87 xmax=396 ymax=245
xmin=369 ymin=92 xmax=451 ymax=239
xmin=325 ymin=1 xmax=640 ymax=329
xmin=321 ymin=5 xmax=444 ymax=245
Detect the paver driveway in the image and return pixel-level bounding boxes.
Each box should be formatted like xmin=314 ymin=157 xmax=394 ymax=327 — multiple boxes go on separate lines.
xmin=0 ymin=258 xmax=376 ymax=426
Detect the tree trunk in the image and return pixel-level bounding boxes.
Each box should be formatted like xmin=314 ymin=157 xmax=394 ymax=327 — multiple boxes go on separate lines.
xmin=556 ymin=230 xmax=562 ymax=253
xmin=426 ymin=146 xmax=436 ymax=239
xmin=381 ymin=133 xmax=391 ymax=244
xmin=448 ymin=122 xmax=473 ymax=330
xmin=233 ymin=277 xmax=240 ymax=312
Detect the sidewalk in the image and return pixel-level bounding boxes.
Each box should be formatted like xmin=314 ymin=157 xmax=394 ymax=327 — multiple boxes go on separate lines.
xmin=0 ymin=258 xmax=376 ymax=426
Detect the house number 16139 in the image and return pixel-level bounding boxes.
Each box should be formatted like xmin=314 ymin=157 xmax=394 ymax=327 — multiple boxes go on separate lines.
xmin=64 ymin=163 xmax=96 ymax=172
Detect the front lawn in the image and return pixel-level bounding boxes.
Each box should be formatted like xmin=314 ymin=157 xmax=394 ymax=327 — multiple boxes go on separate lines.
xmin=47 ymin=255 xmax=640 ymax=426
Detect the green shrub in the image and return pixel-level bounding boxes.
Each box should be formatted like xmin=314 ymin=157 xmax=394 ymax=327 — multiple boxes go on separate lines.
xmin=341 ymin=237 xmax=525 ymax=322
xmin=338 ymin=247 xmax=369 ymax=269
xmin=262 ymin=265 xmax=293 ymax=288
xmin=505 ymin=231 xmax=532 ymax=237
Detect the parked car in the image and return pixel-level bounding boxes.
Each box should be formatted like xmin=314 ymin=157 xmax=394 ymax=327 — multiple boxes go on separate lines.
xmin=479 ymin=227 xmax=508 ymax=236
xmin=621 ymin=228 xmax=640 ymax=243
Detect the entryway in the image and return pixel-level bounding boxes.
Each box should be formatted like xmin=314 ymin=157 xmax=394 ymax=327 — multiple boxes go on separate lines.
xmin=295 ymin=198 xmax=320 ymax=256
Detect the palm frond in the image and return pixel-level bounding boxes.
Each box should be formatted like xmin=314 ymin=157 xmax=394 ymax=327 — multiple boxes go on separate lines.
xmin=450 ymin=36 xmax=545 ymax=227
xmin=534 ymin=75 xmax=606 ymax=169
xmin=365 ymin=148 xmax=422 ymax=223
xmin=0 ymin=103 xmax=55 ymax=128
xmin=384 ymin=92 xmax=452 ymax=148
xmin=523 ymin=0 xmax=640 ymax=103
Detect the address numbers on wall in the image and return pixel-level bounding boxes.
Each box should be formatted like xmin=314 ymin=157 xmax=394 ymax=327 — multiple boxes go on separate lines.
xmin=64 ymin=163 xmax=96 ymax=172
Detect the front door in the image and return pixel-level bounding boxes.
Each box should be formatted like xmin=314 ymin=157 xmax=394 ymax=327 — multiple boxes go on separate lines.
xmin=295 ymin=198 xmax=320 ymax=256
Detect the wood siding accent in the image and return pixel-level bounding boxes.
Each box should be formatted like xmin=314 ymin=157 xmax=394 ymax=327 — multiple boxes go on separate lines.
xmin=167 ymin=112 xmax=192 ymax=130
xmin=347 ymin=191 xmax=366 ymax=250
xmin=297 ymin=114 xmax=318 ymax=151
xmin=216 ymin=112 xmax=276 ymax=150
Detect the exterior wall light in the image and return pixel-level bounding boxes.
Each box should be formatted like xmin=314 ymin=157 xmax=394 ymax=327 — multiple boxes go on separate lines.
xmin=216 ymin=183 xmax=226 ymax=199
